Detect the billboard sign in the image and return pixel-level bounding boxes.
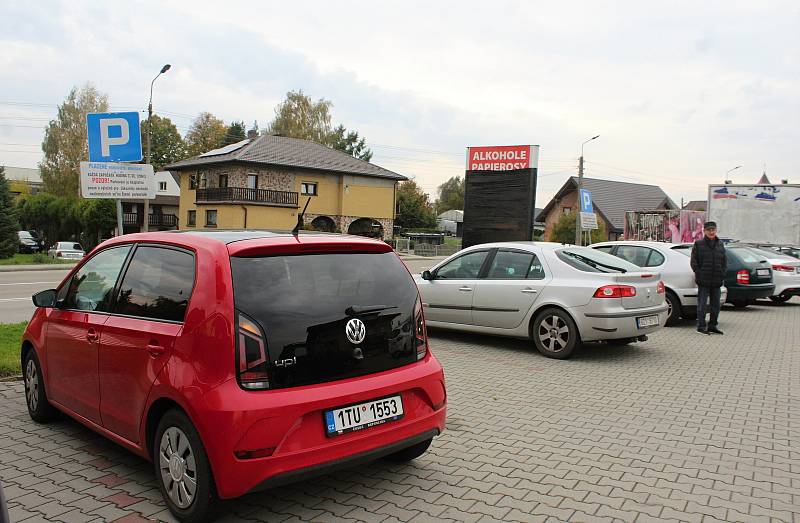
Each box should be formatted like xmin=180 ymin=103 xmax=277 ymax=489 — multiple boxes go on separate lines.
xmin=80 ymin=161 xmax=155 ymax=199
xmin=707 ymin=184 xmax=800 ymax=243
xmin=86 ymin=112 xmax=143 ymax=162
xmin=466 ymin=145 xmax=538 ymax=171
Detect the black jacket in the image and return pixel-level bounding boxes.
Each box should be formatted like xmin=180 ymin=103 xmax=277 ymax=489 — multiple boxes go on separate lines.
xmin=690 ymin=237 xmax=727 ymax=288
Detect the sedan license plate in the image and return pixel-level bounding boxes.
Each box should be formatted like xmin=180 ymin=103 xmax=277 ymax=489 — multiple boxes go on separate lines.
xmin=325 ymin=395 xmax=404 ymax=436
xmin=757 ymin=269 xmax=770 ymax=277
xmin=636 ymin=315 xmax=659 ymax=329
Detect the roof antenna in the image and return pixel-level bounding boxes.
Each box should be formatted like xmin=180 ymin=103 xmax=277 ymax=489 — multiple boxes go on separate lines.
xmin=292 ymin=197 xmax=312 ymax=236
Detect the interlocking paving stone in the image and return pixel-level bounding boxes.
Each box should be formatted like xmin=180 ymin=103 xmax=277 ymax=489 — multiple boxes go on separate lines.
xmin=1 ymin=302 xmax=799 ymax=521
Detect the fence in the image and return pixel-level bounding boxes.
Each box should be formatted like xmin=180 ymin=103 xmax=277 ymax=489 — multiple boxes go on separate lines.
xmin=389 ymin=238 xmax=460 ymax=257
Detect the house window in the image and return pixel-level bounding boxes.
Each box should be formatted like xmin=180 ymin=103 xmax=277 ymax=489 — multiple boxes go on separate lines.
xmin=205 ymin=210 xmax=217 ymax=228
xmin=247 ymin=174 xmax=258 ymax=190
xmin=189 ymin=174 xmax=197 ymax=190
xmin=563 ymin=207 xmax=572 ymax=214
xmin=158 ymin=181 xmax=167 ymax=191
xmin=218 ymin=173 xmax=228 ymax=188
xmin=301 ymin=182 xmax=318 ymax=196
xmin=187 ymin=210 xmax=196 ymax=227
xmin=199 ymin=173 xmax=208 ymax=189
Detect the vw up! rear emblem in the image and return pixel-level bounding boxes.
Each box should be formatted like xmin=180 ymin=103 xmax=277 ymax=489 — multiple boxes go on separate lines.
xmin=346 ymin=318 xmax=366 ymax=345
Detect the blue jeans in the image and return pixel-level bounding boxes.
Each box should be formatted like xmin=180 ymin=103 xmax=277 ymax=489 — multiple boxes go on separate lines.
xmin=697 ymin=286 xmax=721 ymax=329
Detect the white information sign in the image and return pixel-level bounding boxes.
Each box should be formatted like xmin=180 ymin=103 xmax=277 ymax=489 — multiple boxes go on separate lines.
xmin=580 ymin=212 xmax=598 ymax=230
xmin=80 ymin=162 xmax=155 ymax=199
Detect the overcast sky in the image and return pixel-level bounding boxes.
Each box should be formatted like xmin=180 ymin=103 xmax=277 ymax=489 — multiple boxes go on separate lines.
xmin=2 ymin=1 xmax=798 ymax=205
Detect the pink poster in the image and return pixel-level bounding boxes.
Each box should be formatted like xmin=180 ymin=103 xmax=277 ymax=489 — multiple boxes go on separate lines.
xmin=680 ymin=211 xmax=706 ymax=242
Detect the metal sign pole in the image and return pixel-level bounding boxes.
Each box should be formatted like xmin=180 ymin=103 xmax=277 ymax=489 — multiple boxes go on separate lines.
xmin=116 ymin=199 xmax=124 ymax=236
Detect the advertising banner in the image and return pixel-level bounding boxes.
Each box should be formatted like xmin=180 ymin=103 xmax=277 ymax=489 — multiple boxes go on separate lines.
xmin=466 ymin=145 xmax=538 ymax=171
xmin=80 ymin=161 xmax=155 ymax=199
xmin=708 ymin=184 xmax=800 ymax=243
xmin=624 ymin=210 xmax=706 ymax=243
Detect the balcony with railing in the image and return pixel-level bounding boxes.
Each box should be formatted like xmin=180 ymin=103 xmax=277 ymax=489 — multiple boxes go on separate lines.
xmin=123 ymin=213 xmax=179 ymax=229
xmin=196 ymin=187 xmax=299 ymax=207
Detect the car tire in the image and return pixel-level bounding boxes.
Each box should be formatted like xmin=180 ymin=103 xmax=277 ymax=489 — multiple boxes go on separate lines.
xmin=154 ymin=410 xmax=216 ymax=523
xmin=24 ymin=350 xmax=59 ymax=423
xmin=665 ymin=291 xmax=681 ymax=326
xmin=769 ymin=295 xmax=791 ymax=304
xmin=531 ymin=308 xmax=579 ymax=359
xmin=731 ymin=300 xmax=749 ymax=308
xmin=384 ymin=438 xmax=433 ymax=463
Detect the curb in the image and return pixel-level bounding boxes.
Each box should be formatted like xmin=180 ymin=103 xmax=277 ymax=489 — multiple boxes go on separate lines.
xmin=0 ymin=264 xmax=76 ymax=273
xmin=0 ymin=376 xmax=23 ymax=382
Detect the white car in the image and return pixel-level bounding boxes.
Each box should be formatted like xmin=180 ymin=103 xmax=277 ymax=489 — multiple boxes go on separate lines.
xmin=591 ymin=241 xmax=728 ymax=325
xmin=47 ymin=242 xmax=85 ymax=260
xmin=741 ymin=246 xmax=800 ymax=303
xmin=415 ymin=242 xmax=668 ymax=359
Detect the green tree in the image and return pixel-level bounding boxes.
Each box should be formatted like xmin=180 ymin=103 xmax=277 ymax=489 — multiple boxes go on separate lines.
xmin=141 ymin=114 xmax=188 ymax=170
xmin=395 ymin=180 xmax=438 ymax=230
xmin=79 ymin=199 xmax=116 ymax=247
xmin=549 ymin=211 xmax=607 ymax=244
xmin=40 ymin=84 xmax=109 ymax=196
xmin=0 ymin=167 xmax=20 ymax=259
xmin=436 ymin=176 xmax=464 ymax=213
xmin=269 ymin=90 xmax=333 ymax=143
xmin=224 ymin=121 xmax=247 ymax=145
xmin=185 ymin=112 xmax=227 ymax=156
xmin=327 ymin=124 xmax=373 ymax=161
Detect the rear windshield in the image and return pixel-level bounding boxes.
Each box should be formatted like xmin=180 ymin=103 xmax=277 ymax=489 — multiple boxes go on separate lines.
xmin=58 ymin=242 xmax=83 ymax=250
xmin=18 ymin=231 xmax=33 ymax=239
xmin=728 ymin=247 xmax=766 ymax=264
xmin=745 ymin=247 xmax=795 ymax=262
xmin=556 ymin=247 xmax=640 ymax=273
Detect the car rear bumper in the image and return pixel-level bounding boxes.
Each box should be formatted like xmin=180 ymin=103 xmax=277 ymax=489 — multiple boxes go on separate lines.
xmin=193 ymin=354 xmax=447 ymax=499
xmin=772 ymin=280 xmax=800 ymax=297
xmin=579 ymin=304 xmax=669 ymax=341
xmin=726 ymin=284 xmax=775 ymax=302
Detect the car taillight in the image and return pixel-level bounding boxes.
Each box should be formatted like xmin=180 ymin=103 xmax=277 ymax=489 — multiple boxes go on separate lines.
xmin=414 ymin=298 xmax=428 ymax=361
xmin=593 ymin=285 xmax=637 ymax=298
xmin=657 ymin=281 xmax=665 ymax=294
xmin=237 ymin=312 xmax=269 ymax=390
xmin=772 ymin=264 xmax=794 ymax=272
xmin=56 ymin=251 xmax=62 ymax=257
xmin=736 ymin=270 xmax=750 ymax=284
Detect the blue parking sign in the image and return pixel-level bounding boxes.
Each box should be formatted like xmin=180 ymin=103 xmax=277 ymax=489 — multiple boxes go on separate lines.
xmin=86 ymin=112 xmax=143 ymax=162
xmin=579 ymin=189 xmax=593 ymax=213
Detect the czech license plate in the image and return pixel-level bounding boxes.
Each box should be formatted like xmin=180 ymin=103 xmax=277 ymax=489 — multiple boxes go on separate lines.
xmin=757 ymin=269 xmax=770 ymax=277
xmin=325 ymin=395 xmax=404 ymax=436
xmin=636 ymin=315 xmax=659 ymax=329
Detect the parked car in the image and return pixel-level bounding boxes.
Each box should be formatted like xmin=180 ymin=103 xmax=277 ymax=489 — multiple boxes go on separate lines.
xmin=47 ymin=241 xmax=85 ymax=260
xmin=672 ymin=244 xmax=775 ymax=308
xmin=415 ymin=242 xmax=668 ymax=359
xmin=17 ymin=230 xmax=42 ymax=253
xmin=590 ymin=241 xmax=728 ymax=325
xmin=739 ymin=246 xmax=800 ymax=303
xmin=747 ymin=243 xmax=800 ymax=260
xmin=22 ymin=231 xmax=446 ymax=522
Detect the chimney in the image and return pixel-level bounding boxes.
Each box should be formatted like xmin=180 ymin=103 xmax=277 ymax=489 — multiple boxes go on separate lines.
xmin=247 ymin=129 xmax=258 ymax=140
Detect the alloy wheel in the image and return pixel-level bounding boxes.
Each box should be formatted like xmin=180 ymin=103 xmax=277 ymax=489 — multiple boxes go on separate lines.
xmin=25 ymin=359 xmax=39 ymax=411
xmin=538 ymin=315 xmax=570 ymax=352
xmin=159 ymin=427 xmax=198 ymax=509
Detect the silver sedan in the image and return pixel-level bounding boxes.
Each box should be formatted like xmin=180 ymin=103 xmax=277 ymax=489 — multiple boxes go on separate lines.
xmin=47 ymin=241 xmax=85 ymax=260
xmin=415 ymin=242 xmax=668 ymax=359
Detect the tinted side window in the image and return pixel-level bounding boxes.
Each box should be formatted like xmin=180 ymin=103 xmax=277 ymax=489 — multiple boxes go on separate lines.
xmin=486 ymin=250 xmax=544 ymax=280
xmin=63 ymin=246 xmax=132 ymax=312
xmin=436 ymin=251 xmax=489 ymax=279
xmin=114 ymin=247 xmax=195 ymax=322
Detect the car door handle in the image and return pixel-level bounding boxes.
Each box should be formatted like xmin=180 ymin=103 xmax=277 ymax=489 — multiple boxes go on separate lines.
xmin=458 ymin=287 xmax=473 ymax=292
xmin=147 ymin=342 xmax=166 ymax=357
xmin=86 ymin=329 xmax=99 ymax=342
xmin=521 ymin=288 xmax=539 ymax=294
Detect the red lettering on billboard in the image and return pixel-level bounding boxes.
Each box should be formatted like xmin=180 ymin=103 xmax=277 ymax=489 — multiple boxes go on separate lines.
xmin=466 ymin=145 xmax=538 ymax=171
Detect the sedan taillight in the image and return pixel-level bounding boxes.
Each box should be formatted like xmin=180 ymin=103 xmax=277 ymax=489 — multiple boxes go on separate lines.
xmin=772 ymin=264 xmax=795 ymax=272
xmin=414 ymin=298 xmax=428 ymax=361
xmin=56 ymin=251 xmax=62 ymax=257
xmin=736 ymin=270 xmax=750 ymax=284
xmin=237 ymin=312 xmax=270 ymax=390
xmin=656 ymin=281 xmax=665 ymax=294
xmin=593 ymin=285 xmax=636 ymax=298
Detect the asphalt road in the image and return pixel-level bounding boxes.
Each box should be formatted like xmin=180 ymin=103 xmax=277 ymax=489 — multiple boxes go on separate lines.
xmin=0 ymin=269 xmax=70 ymax=324
xmin=0 ymin=257 xmax=446 ymax=325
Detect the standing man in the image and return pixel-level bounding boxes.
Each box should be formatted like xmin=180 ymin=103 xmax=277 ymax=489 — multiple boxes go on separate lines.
xmin=690 ymin=221 xmax=727 ymax=334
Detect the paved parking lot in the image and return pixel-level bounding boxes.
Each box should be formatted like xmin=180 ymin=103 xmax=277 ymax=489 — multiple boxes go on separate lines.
xmin=1 ymin=300 xmax=799 ymax=522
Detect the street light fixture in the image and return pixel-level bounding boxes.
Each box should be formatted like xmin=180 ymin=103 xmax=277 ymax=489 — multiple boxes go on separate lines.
xmin=575 ymin=135 xmax=600 ymax=246
xmin=724 ymin=165 xmax=741 ymax=185
xmin=143 ymin=63 xmax=171 ymax=232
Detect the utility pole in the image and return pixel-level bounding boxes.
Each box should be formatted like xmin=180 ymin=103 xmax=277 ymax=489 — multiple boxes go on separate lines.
xmin=144 ymin=64 xmax=171 ymax=232
xmin=575 ymin=135 xmax=599 ymax=246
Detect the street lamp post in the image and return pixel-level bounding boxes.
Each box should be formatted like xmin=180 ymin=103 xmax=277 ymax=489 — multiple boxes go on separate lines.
xmin=575 ymin=135 xmax=600 ymax=246
xmin=724 ymin=165 xmax=742 ymax=184
xmin=143 ymin=63 xmax=171 ymax=232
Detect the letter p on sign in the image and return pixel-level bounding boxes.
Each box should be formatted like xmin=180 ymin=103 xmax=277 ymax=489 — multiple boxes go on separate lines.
xmin=579 ymin=189 xmax=593 ymax=213
xmin=86 ymin=112 xmax=143 ymax=162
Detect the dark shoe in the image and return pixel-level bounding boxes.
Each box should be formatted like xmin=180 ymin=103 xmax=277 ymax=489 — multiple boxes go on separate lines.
xmin=697 ymin=327 xmax=709 ymax=335
xmin=708 ymin=327 xmax=723 ymax=335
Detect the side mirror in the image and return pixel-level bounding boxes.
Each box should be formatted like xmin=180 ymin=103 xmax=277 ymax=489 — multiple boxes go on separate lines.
xmin=421 ymin=270 xmax=433 ymax=281
xmin=32 ymin=289 xmax=57 ymax=308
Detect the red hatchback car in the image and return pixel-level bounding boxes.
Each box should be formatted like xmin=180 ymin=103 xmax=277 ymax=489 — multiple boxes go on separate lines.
xmin=21 ymin=231 xmax=447 ymax=522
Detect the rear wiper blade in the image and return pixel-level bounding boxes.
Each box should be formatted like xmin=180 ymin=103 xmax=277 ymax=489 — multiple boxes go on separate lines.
xmin=346 ymin=305 xmax=397 ymax=315
xmin=564 ymin=251 xmax=627 ymax=273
